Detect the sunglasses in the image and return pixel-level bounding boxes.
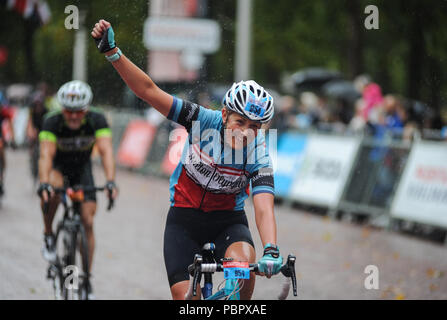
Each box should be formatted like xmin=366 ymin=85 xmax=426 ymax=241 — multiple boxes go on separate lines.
xmin=63 ymin=109 xmax=86 ymax=116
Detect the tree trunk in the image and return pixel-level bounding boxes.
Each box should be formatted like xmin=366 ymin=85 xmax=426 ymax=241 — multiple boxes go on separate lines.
xmin=406 ymin=8 xmax=424 ymax=101
xmin=346 ymin=0 xmax=364 ymax=78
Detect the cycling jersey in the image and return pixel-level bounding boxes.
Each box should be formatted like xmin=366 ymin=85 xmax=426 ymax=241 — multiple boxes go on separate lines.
xmin=167 ymin=97 xmax=275 ymax=212
xmin=39 ymin=108 xmax=111 ymax=166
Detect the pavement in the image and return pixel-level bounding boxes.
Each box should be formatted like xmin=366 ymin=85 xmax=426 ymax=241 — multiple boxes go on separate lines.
xmin=1 ymin=150 xmax=446 ymax=300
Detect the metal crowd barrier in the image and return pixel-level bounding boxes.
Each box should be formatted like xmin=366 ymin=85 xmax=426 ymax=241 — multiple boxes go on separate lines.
xmin=337 ymin=136 xmax=411 ymax=228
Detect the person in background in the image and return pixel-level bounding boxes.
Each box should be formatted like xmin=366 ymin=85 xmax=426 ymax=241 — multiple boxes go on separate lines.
xmin=383 ymin=95 xmax=406 ymax=135
xmin=268 ymin=95 xmax=296 ymax=132
xmin=27 ymin=82 xmax=59 ymax=182
xmin=0 ymin=89 xmax=15 ymax=196
xmin=354 ymin=74 xmax=384 ymax=122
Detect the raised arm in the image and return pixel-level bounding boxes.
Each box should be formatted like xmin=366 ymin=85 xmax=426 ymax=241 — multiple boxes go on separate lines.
xmin=91 ymin=19 xmax=173 ymax=117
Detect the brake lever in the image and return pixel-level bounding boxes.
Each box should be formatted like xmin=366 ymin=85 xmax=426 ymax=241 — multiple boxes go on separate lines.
xmin=281 ymin=254 xmax=297 ymax=297
xmin=192 ymin=254 xmax=203 ymax=297
xmin=107 ymin=198 xmax=114 ymax=211
xmin=106 ymin=187 xmax=114 ymax=211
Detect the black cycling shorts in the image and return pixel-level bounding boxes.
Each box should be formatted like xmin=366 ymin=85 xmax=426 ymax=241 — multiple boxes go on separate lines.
xmin=163 ymin=206 xmax=255 ymax=287
xmin=53 ymin=161 xmax=96 ymax=202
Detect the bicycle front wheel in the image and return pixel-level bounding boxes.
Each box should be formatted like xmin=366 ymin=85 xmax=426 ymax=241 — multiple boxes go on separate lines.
xmin=73 ymin=224 xmax=90 ymax=300
xmin=54 ymin=223 xmax=72 ymax=300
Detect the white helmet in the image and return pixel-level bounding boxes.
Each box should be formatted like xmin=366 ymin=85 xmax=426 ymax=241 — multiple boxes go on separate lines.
xmin=57 ymin=80 xmax=93 ymax=111
xmin=222 ymin=80 xmax=274 ymax=123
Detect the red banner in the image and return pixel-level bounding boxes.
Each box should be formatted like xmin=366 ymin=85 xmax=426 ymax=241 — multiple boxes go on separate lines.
xmin=117 ymin=120 xmax=157 ymax=168
xmin=161 ymin=128 xmax=188 ymax=175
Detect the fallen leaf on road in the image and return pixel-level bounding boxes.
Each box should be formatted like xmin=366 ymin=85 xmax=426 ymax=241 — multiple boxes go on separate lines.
xmin=426 ymin=268 xmax=444 ymax=279
xmin=395 ymin=293 xmax=406 ymax=300
xmin=429 ymin=284 xmax=439 ymax=292
xmin=323 ymin=232 xmax=332 ymax=242
xmin=381 ymin=286 xmax=393 ymax=299
xmin=361 ymin=227 xmax=371 ymax=239
xmin=392 ymin=252 xmax=400 ymax=260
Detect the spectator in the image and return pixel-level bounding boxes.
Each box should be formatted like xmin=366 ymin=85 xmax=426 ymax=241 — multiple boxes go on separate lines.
xmin=268 ymin=95 xmax=296 ymax=132
xmin=441 ymin=126 xmax=447 ymax=141
xmin=348 ymin=98 xmax=367 ymax=133
xmin=354 ymin=74 xmax=384 ymax=122
xmin=383 ymin=95 xmax=406 ymax=135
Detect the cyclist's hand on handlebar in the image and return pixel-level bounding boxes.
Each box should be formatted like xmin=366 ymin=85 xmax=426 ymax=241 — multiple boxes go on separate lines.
xmin=91 ymin=19 xmax=116 ymax=53
xmin=37 ymin=183 xmax=54 ymax=203
xmin=257 ymin=243 xmax=283 ymax=279
xmin=105 ymin=181 xmax=118 ymax=210
xmin=105 ymin=181 xmax=118 ymax=199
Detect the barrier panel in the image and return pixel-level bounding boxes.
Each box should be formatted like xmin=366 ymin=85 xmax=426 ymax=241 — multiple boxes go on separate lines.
xmin=143 ymin=120 xmax=174 ymax=176
xmin=337 ymin=136 xmax=411 ymax=225
xmin=273 ymin=132 xmax=308 ymax=198
xmin=13 ymin=107 xmax=28 ymax=146
xmin=391 ymin=140 xmax=447 ymax=229
xmin=107 ymin=109 xmax=141 ymax=157
xmin=117 ymin=120 xmax=157 ymax=169
xmin=288 ymin=133 xmax=361 ymax=209
xmin=160 ymin=127 xmax=188 ymax=176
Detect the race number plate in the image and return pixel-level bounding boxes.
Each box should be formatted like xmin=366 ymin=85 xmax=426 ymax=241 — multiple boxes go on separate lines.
xmin=223 ymin=261 xmax=250 ymax=280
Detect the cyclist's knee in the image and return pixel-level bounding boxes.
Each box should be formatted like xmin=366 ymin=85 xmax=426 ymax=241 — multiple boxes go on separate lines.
xmin=225 ymin=241 xmax=256 ymax=262
xmin=171 ymin=280 xmax=200 ymax=300
xmin=48 ymin=170 xmax=64 ymax=188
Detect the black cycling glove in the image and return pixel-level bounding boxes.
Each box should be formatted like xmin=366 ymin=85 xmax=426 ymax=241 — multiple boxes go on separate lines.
xmin=37 ymin=183 xmax=53 ymax=198
xmin=93 ymin=26 xmax=116 ymax=53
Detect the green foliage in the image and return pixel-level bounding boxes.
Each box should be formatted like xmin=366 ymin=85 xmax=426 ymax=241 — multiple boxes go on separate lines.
xmin=1 ymin=0 xmax=447 ymax=111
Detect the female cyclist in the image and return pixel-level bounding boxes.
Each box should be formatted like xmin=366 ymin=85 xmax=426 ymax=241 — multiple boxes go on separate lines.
xmin=91 ymin=19 xmax=282 ymax=300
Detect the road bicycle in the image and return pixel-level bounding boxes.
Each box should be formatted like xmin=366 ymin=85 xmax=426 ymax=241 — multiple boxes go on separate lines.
xmin=45 ymin=185 xmax=113 ymax=300
xmin=185 ymin=243 xmax=297 ymax=300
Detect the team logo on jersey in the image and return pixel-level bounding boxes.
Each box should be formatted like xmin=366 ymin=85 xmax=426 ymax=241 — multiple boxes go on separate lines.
xmin=184 ymin=143 xmax=249 ymax=194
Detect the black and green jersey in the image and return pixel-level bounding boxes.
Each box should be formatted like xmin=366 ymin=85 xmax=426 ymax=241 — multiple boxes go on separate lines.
xmin=39 ymin=108 xmax=111 ymax=166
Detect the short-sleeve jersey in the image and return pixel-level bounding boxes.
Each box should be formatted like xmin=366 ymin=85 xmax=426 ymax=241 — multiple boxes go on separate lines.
xmin=39 ymin=108 xmax=111 ymax=166
xmin=167 ymin=96 xmax=275 ymax=212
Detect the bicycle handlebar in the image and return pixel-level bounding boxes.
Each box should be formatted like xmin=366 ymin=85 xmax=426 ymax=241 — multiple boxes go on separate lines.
xmin=185 ymin=254 xmax=298 ymax=300
xmin=42 ymin=185 xmax=115 ymax=214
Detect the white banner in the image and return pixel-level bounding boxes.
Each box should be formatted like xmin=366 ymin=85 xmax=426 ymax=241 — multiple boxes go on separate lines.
xmin=289 ymin=134 xmax=360 ymax=208
xmin=13 ymin=107 xmax=29 ymax=146
xmin=144 ymin=17 xmax=221 ymax=53
xmin=391 ymin=141 xmax=447 ymax=228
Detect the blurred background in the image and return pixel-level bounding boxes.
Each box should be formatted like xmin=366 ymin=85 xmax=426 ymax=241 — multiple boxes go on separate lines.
xmin=1 ymin=0 xmax=447 ymax=300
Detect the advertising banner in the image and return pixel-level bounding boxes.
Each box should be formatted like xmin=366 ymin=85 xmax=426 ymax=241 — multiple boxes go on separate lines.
xmin=391 ymin=141 xmax=447 ymax=228
xmin=273 ymin=133 xmax=308 ymax=198
xmin=161 ymin=127 xmax=188 ymax=175
xmin=13 ymin=107 xmax=28 ymax=146
xmin=117 ymin=120 xmax=157 ymax=168
xmin=289 ymin=134 xmax=360 ymax=208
